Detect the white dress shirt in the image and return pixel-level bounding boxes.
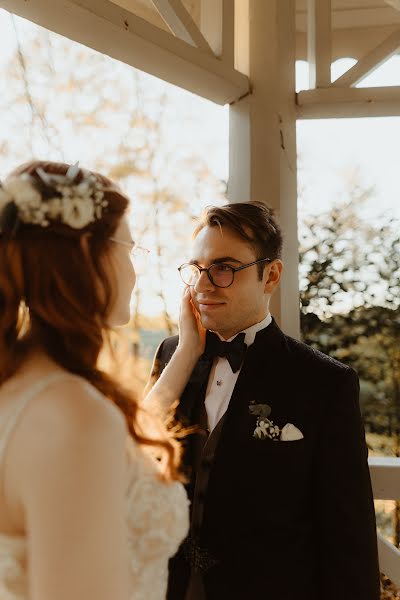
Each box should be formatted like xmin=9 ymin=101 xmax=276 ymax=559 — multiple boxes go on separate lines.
xmin=204 ymin=313 xmax=272 ymax=432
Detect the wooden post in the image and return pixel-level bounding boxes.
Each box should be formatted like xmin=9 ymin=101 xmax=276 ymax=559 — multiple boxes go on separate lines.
xmin=308 ymin=0 xmax=332 ymax=89
xmin=200 ymin=0 xmax=234 ymax=64
xmin=229 ymin=0 xmax=300 ymax=339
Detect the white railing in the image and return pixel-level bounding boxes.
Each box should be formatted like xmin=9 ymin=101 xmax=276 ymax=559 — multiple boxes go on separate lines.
xmin=368 ymin=456 xmax=400 ymax=587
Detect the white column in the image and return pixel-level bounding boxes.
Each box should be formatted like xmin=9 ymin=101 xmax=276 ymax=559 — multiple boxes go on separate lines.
xmin=229 ymin=0 xmax=300 ymax=339
xmin=308 ymin=0 xmax=332 ymax=89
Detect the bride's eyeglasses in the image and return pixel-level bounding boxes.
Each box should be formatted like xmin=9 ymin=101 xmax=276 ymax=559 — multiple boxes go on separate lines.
xmin=109 ymin=237 xmax=150 ymax=274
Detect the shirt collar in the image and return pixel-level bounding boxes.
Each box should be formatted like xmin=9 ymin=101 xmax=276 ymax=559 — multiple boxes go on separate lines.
xmin=214 ymin=313 xmax=272 ymax=347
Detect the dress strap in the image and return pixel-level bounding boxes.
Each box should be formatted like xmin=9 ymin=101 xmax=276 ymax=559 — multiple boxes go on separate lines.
xmin=0 ymin=371 xmax=76 ymax=462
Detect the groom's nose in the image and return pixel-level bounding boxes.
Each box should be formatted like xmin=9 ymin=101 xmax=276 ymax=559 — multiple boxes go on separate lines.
xmin=193 ymin=269 xmax=215 ymax=293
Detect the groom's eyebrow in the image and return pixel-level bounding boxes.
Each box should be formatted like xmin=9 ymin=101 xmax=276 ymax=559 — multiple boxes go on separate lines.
xmin=188 ymin=256 xmax=243 ymax=265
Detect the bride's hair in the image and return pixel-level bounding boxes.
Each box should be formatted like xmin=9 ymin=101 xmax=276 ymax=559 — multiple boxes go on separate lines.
xmin=0 ymin=160 xmax=182 ymax=481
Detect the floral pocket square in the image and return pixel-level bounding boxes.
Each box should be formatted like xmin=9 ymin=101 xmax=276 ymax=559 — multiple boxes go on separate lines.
xmin=249 ymin=402 xmax=304 ymax=442
xmin=253 ymin=418 xmax=304 ymax=441
xmin=280 ymin=423 xmax=304 ymax=441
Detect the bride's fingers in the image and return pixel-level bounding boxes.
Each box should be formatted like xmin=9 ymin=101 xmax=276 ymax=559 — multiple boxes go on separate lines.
xmin=189 ymin=297 xmax=200 ymax=320
xmin=181 ymin=286 xmax=190 ymax=307
xmin=180 ymin=286 xmax=195 ymax=318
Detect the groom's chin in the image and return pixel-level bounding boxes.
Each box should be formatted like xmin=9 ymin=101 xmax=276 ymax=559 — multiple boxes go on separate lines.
xmin=199 ymin=313 xmax=215 ymax=331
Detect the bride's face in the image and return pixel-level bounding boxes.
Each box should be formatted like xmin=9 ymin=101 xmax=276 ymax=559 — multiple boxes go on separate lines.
xmin=107 ymin=216 xmax=136 ymax=327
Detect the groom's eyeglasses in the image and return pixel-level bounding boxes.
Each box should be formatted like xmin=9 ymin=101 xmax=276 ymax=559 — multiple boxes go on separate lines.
xmin=178 ymin=258 xmax=272 ymax=289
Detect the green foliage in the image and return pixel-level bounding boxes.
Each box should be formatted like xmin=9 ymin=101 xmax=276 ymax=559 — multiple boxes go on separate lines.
xmin=300 ymin=192 xmax=400 ymax=448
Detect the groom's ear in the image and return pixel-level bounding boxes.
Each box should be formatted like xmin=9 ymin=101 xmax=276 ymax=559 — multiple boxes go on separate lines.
xmin=264 ymin=260 xmax=283 ymax=294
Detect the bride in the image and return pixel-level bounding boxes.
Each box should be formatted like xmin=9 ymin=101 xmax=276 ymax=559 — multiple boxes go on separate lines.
xmin=0 ymin=160 xmax=205 ymax=600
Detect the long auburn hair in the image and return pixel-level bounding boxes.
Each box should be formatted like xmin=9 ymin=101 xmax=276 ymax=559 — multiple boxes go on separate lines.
xmin=0 ymin=160 xmax=182 ymax=481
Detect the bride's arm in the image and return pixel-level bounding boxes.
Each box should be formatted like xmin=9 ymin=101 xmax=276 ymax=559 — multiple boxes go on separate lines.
xmin=13 ymin=379 xmax=131 ymax=600
xmin=143 ymin=287 xmax=206 ymax=414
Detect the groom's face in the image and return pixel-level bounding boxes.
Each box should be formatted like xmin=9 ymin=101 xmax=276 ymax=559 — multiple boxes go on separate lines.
xmin=189 ymin=225 xmax=278 ymax=339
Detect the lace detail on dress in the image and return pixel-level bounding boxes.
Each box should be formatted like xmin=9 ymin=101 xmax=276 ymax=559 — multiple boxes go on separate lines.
xmin=0 ymin=535 xmax=26 ymax=600
xmin=126 ymin=444 xmax=189 ymax=600
xmin=0 ymin=374 xmax=189 ymax=600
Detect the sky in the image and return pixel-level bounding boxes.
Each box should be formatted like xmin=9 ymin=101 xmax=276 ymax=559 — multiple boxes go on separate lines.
xmin=296 ymin=57 xmax=400 ymax=221
xmin=0 ymin=8 xmax=399 ymax=320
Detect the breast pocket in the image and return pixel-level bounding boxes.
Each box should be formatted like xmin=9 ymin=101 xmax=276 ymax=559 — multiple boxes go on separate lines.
xmin=245 ymin=437 xmax=310 ymax=504
xmin=251 ymin=437 xmax=306 ymax=451
xmin=248 ymin=437 xmax=307 ymax=466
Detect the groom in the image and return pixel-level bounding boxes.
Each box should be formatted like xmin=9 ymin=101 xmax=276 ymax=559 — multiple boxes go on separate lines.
xmin=148 ymin=202 xmax=380 ymax=600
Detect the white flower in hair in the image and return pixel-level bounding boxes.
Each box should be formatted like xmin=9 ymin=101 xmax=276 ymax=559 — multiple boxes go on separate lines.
xmin=62 ymin=196 xmax=95 ymax=229
xmin=3 ymin=175 xmax=45 ymax=226
xmin=47 ymin=197 xmax=62 ymax=219
xmin=5 ymin=175 xmax=42 ymax=212
xmin=0 ymin=163 xmax=108 ymax=232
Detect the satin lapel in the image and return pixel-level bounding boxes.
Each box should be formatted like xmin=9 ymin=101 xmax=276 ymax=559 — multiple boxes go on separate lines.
xmin=177 ymin=355 xmax=214 ymax=486
xmin=177 ymin=355 xmax=214 ymax=425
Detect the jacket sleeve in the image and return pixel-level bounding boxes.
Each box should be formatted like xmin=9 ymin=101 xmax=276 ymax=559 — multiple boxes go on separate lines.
xmin=144 ymin=336 xmax=179 ymax=393
xmin=315 ymin=367 xmax=381 ymax=599
xmin=146 ymin=340 xmax=165 ymax=389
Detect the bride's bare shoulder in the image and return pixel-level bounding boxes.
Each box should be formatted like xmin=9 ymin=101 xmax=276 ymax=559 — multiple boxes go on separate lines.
xmin=30 ymin=373 xmax=126 ymax=442
xmin=8 ymin=370 xmax=128 ymax=477
xmin=1 ymin=353 xmax=126 ymax=442
xmin=3 ymin=369 xmax=129 ymax=534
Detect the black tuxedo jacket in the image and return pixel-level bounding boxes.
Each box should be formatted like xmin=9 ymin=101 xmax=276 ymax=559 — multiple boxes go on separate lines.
xmin=149 ymin=319 xmax=380 ymax=600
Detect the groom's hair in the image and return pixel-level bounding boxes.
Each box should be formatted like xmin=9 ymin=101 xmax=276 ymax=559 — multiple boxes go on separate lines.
xmin=193 ymin=201 xmax=283 ymax=279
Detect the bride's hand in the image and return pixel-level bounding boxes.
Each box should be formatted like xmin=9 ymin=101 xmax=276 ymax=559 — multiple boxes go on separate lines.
xmin=178 ymin=287 xmax=206 ymax=359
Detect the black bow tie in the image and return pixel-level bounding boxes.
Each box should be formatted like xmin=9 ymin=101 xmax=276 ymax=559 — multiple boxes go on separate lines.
xmin=205 ymin=331 xmax=248 ymax=373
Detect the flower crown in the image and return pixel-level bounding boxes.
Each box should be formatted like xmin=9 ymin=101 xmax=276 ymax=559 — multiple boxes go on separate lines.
xmin=0 ymin=163 xmax=108 ymax=234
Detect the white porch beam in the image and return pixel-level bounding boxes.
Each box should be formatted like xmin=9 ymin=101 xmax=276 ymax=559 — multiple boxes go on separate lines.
xmin=297 ymin=26 xmax=400 ymax=62
xmin=307 ymin=0 xmax=331 ymax=89
xmin=369 ymin=457 xmax=400 ymax=586
xmin=377 ymin=533 xmax=400 ymax=587
xmin=229 ymin=0 xmax=300 ymax=339
xmin=200 ymin=0 xmax=222 ymax=57
xmin=297 ymin=86 xmax=400 ymax=118
xmin=333 ymin=29 xmax=400 ymax=88
xmin=0 ymin=0 xmax=249 ymax=105
xmin=386 ymin=0 xmax=400 ymax=11
xmin=297 ymin=6 xmax=400 ymax=32
xmin=221 ymin=0 xmax=234 ymax=66
xmin=200 ymin=0 xmax=234 ymax=65
xmin=369 ymin=456 xmax=400 ymax=500
xmin=151 ymin=0 xmax=213 ymax=54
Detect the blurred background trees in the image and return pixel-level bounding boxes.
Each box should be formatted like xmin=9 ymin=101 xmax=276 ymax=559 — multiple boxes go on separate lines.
xmin=299 ymin=178 xmax=400 ymax=550
xmin=0 ymin=11 xmax=226 ymax=363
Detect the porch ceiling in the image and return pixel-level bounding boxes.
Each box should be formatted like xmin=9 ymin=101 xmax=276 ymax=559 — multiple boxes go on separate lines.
xmin=111 ymin=0 xmax=400 ymax=61
xmin=1 ymin=0 xmax=399 ymax=106
xmin=109 ymin=0 xmax=199 ymax=33
xmin=296 ymin=0 xmax=400 ymax=60
xmin=296 ymin=0 xmax=400 ymax=31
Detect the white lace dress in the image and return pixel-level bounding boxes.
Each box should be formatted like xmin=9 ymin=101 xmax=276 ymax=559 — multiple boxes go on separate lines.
xmin=0 ymin=372 xmax=189 ymax=600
